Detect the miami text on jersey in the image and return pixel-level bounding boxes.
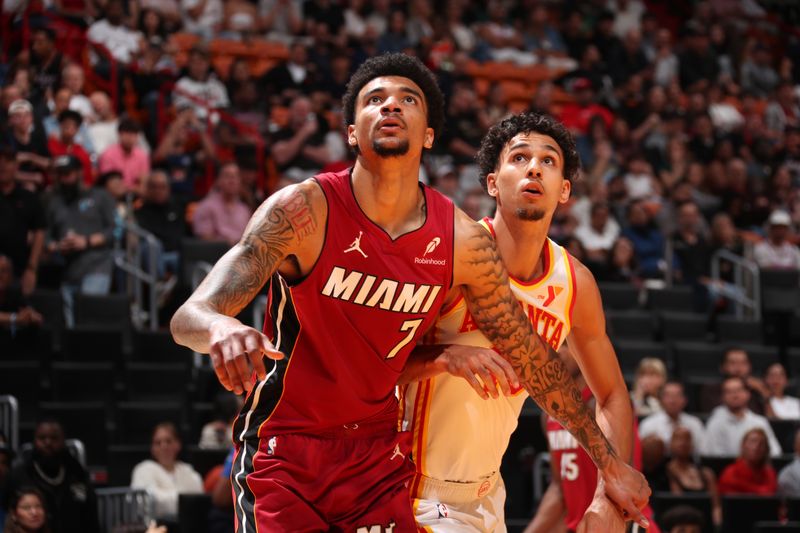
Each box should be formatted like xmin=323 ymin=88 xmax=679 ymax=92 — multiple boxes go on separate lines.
xmin=321 ymin=266 xmax=443 ymax=314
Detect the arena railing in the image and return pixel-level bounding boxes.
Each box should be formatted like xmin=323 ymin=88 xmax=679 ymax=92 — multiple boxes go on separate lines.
xmin=711 ymin=249 xmax=761 ymax=320
xmin=114 ymin=219 xmax=160 ymax=331
xmin=0 ymin=395 xmax=19 ymax=451
xmin=96 ymin=487 xmax=155 ymax=533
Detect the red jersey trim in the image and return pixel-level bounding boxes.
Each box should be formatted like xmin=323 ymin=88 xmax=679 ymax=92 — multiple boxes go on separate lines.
xmin=566 ymin=252 xmax=578 ymax=326
xmin=481 ymin=218 xmax=553 ymax=287
xmin=439 ymin=292 xmax=464 ymax=317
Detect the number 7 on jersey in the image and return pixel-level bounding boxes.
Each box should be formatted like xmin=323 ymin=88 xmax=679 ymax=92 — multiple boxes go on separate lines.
xmin=386 ymin=319 xmax=424 ymax=359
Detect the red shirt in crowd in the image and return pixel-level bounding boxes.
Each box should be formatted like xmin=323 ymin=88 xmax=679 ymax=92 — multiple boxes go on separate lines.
xmin=47 ymin=137 xmax=94 ymax=185
xmin=718 ymin=459 xmax=778 ymax=495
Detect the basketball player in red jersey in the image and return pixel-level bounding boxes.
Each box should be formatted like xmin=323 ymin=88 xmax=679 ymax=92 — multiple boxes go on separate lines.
xmin=527 ymin=345 xmax=659 ymax=533
xmin=171 ymin=54 xmax=648 ymax=531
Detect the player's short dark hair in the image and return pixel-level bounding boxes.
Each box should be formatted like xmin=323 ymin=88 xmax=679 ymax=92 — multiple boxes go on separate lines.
xmin=342 ymin=53 xmax=445 ymax=142
xmin=58 ymin=109 xmax=83 ymax=126
xmin=476 ymin=112 xmax=580 ymax=192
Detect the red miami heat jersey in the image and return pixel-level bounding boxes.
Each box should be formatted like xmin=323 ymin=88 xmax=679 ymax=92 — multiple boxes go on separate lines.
xmin=546 ymin=389 xmax=659 ymax=532
xmin=232 ymin=169 xmax=454 ymax=441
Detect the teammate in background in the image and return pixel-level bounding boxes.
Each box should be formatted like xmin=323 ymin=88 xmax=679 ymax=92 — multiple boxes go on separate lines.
xmin=171 ymin=55 xmax=648 ymax=531
xmin=401 ymin=112 xmax=645 ymax=532
xmin=526 ymin=345 xmax=659 ymax=533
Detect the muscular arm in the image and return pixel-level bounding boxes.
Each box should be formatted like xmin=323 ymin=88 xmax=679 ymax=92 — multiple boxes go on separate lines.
xmin=566 ymin=260 xmax=632 ymax=463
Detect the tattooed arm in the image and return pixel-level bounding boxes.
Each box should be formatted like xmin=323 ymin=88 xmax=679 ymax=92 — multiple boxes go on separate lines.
xmin=170 ymin=181 xmax=325 ymax=394
xmin=452 ymin=212 xmax=650 ymax=527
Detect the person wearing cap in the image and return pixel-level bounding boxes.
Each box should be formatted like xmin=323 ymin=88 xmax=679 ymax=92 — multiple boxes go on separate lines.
xmin=47 ymin=110 xmax=94 ymax=186
xmin=5 ymin=99 xmax=51 ymax=190
xmin=43 ymin=155 xmax=116 ymax=307
xmin=97 ymin=118 xmax=151 ymax=192
xmin=753 ymin=210 xmax=800 ymax=270
xmin=0 ymin=146 xmax=46 ymax=295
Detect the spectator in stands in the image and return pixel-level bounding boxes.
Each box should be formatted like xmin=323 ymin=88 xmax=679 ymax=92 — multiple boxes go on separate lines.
xmin=44 ymin=89 xmax=95 ymax=158
xmin=135 ymin=169 xmax=186 ymax=280
xmin=701 ymin=348 xmax=769 ymax=414
xmin=260 ymin=43 xmax=320 ymax=103
xmin=3 ymin=487 xmax=50 ymax=533
xmin=558 ymin=77 xmax=614 ymax=136
xmin=764 ymin=82 xmax=800 ymax=139
xmin=764 ymin=363 xmax=800 ymax=419
xmin=442 ymin=81 xmax=489 ymax=167
xmin=271 ymin=96 xmax=338 ymax=182
xmin=219 ymin=0 xmax=259 ymax=40
xmin=28 ymin=28 xmax=65 ymax=111
xmin=718 ymin=428 xmax=778 ymax=495
xmin=152 ymin=106 xmax=215 ymax=197
xmin=5 ymin=420 xmax=98 ymax=533
xmin=181 ymin=0 xmax=222 ymax=40
xmin=191 ymin=162 xmax=251 ymax=245
xmin=658 ymin=505 xmax=705 ymax=533
xmin=98 ymin=119 xmax=150 ymax=193
xmin=778 ymin=428 xmax=800 ymax=496
xmin=131 ymin=422 xmax=203 ymax=523
xmin=594 ymin=235 xmax=640 ymax=283
xmin=753 ymin=210 xmax=800 ymax=270
xmin=574 ymin=202 xmax=620 ymax=268
xmin=47 ymin=111 xmax=93 ymax=186
xmin=678 ymin=22 xmax=718 ymax=92
xmin=87 ymin=0 xmax=143 ymax=66
xmin=671 ymin=201 xmax=713 ymax=308
xmin=61 ymin=63 xmax=93 ymax=121
xmin=377 ymin=9 xmax=410 ymax=54
xmin=44 ymin=156 xmax=116 ymax=308
xmin=0 ymin=146 xmax=45 ymax=293
xmin=259 ymin=0 xmax=303 ymax=41
xmin=0 ymin=254 xmax=43 ymax=346
xmin=622 ymin=200 xmax=665 ymax=279
xmin=665 ymin=427 xmax=721 ymax=527
xmin=174 ymin=46 xmax=229 ymax=121
xmin=704 ymin=377 xmax=782 ymax=457
xmin=639 ymin=381 xmax=706 ymax=452
xmin=631 ymin=358 xmax=667 ymax=417
xmin=132 ymin=37 xmax=179 ymax=145
xmin=87 ymin=91 xmax=147 ymax=157
xmin=740 ymin=44 xmax=780 ymax=99
xmin=198 ymin=393 xmax=242 ymax=450
xmin=5 ymin=100 xmax=51 ymax=191
xmin=521 ymin=3 xmax=567 ymax=59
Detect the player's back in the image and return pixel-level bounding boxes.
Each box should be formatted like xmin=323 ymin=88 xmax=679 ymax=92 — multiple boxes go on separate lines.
xmin=233 ymin=169 xmax=454 ymax=441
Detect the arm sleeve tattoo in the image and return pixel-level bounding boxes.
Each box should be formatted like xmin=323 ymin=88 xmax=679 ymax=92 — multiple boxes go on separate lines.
xmin=461 ymin=229 xmax=618 ymax=469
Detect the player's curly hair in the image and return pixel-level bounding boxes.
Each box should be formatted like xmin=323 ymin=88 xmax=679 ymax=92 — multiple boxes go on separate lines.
xmin=342 ymin=53 xmax=445 ymax=144
xmin=476 ymin=112 xmax=580 ymax=192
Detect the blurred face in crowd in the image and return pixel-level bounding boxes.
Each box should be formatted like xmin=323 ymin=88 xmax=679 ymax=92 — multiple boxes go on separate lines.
xmin=722 ymin=349 xmax=751 ymax=378
xmin=611 ymin=237 xmax=635 ymax=267
xmin=677 ymin=202 xmax=701 ymax=233
xmin=145 ymin=170 xmax=171 ymax=205
xmin=59 ymin=117 xmax=79 ymax=143
xmin=290 ymin=97 xmax=314 ymax=129
xmin=9 ymin=108 xmax=33 ymax=135
xmin=90 ymin=91 xmax=113 ymax=121
xmin=31 ymin=30 xmax=54 ymax=60
xmin=590 ymin=203 xmax=609 ymax=231
xmin=62 ymin=64 xmax=85 ymax=94
xmin=722 ymin=377 xmax=750 ymax=413
xmin=34 ymin=422 xmax=65 ymax=460
xmin=53 ymin=88 xmax=72 ymax=114
xmin=795 ymin=430 xmax=800 ymax=457
xmin=486 ymin=131 xmax=571 ymax=223
xmin=669 ymin=426 xmax=694 ymax=460
xmin=768 ymin=221 xmax=790 ymax=244
xmin=106 ymin=0 xmax=124 ymax=26
xmin=12 ymin=493 xmax=46 ymax=532
xmin=104 ymin=173 xmax=126 ymax=201
xmin=2 ymin=86 xmax=21 ymax=110
xmin=711 ymin=213 xmax=736 ymax=245
xmin=741 ymin=429 xmax=769 ymax=466
xmin=119 ymin=130 xmax=138 ymax=152
xmin=217 ymin=163 xmax=241 ymax=199
xmin=151 ymin=425 xmax=181 ymax=469
xmin=188 ymin=51 xmax=210 ymax=81
xmin=627 ymin=201 xmax=649 ymax=227
xmin=660 ymin=382 xmax=687 ymax=418
xmin=288 ymin=43 xmax=307 ymax=66
xmin=764 ymin=363 xmax=788 ymax=397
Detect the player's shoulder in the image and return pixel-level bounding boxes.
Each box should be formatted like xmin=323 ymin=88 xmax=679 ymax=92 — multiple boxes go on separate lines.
xmin=263 ymin=177 xmax=327 ymax=215
xmin=453 ymin=208 xmax=493 ymax=241
xmin=562 ymin=251 xmax=597 ymax=291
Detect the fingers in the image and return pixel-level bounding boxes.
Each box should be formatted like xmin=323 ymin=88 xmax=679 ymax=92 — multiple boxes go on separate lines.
xmin=474 ymin=364 xmax=500 ymax=399
xmin=260 ymin=334 xmax=285 ymax=361
xmin=491 ymin=351 xmax=520 ymax=391
xmin=244 ymin=335 xmax=268 ymax=381
xmin=208 ymin=349 xmax=233 ymax=392
xmin=462 ymin=371 xmax=489 ymax=400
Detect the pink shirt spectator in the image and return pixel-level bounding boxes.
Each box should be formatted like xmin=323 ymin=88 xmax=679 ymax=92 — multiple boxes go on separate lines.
xmin=191 ymin=190 xmax=252 ymax=245
xmin=98 ymin=143 xmax=150 ymax=191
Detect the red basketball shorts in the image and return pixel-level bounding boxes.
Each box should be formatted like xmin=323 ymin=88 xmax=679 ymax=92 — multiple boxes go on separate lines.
xmin=231 ymin=425 xmax=417 ymax=532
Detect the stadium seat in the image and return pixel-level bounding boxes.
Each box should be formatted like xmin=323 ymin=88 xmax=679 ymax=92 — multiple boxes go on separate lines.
xmin=721 ymin=495 xmax=781 ymax=533
xmin=659 ymin=311 xmax=711 ymax=341
xmin=613 ymin=340 xmax=671 ymax=378
xmin=789 ymin=350 xmax=800 ymax=377
xmin=178 ymin=494 xmax=212 ymax=533
xmin=716 ymin=317 xmax=763 ymax=344
xmin=27 ymin=289 xmax=64 ymax=348
xmin=0 ymin=362 xmax=46 ymax=425
xmin=646 ymin=286 xmax=695 ymax=311
xmin=185 ymin=446 xmax=229 ymax=478
xmin=672 ymin=342 xmax=722 ymax=379
xmin=123 ymin=362 xmax=190 ymax=401
xmin=754 ymin=522 xmax=800 ymax=533
xmin=650 ymin=492 xmax=713 ymax=531
xmin=106 ymin=445 xmax=150 ymax=486
xmin=74 ymin=293 xmax=132 ymax=349
xmin=598 ymin=282 xmax=640 ymax=310
xmin=605 ymin=310 xmax=655 ymax=340
xmin=760 ymin=269 xmax=800 ymax=314
xmin=38 ymin=401 xmax=110 ymax=465
xmin=62 ymin=326 xmax=125 ymax=364
xmin=50 ymin=362 xmax=117 ymax=402
xmin=770 ymin=419 xmax=800 ymax=453
xmin=131 ymin=330 xmax=193 ymax=363
xmin=114 ymin=401 xmax=184 ymax=445
xmin=786 ymin=498 xmax=800 ymax=522
xmin=700 ymin=456 xmax=736 ymax=477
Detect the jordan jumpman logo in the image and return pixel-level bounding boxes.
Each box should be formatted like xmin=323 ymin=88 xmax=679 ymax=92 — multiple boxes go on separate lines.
xmin=344 ymin=231 xmax=368 ymax=258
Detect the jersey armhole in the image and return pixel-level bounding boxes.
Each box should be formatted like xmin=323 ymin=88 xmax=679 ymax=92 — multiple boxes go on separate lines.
xmin=565 ymin=252 xmax=578 ymax=326
xmin=282 ymin=177 xmax=330 ymax=288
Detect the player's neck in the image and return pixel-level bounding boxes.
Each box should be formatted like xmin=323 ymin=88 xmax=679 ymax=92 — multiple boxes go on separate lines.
xmin=351 ymin=157 xmax=425 ymax=238
xmin=492 ymin=211 xmax=551 ymax=282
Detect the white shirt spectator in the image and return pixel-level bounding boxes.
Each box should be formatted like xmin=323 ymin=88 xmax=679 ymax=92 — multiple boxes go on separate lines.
xmin=181 ymin=0 xmax=223 ymax=37
xmin=779 ymin=457 xmax=800 ymax=496
xmin=639 ymin=410 xmax=706 ymax=452
xmin=608 ymin=0 xmax=645 ymax=38
xmin=87 ymin=20 xmax=143 ymax=65
xmin=703 ymin=406 xmax=782 ymax=457
xmin=131 ymin=459 xmax=203 ymax=519
xmin=575 ymin=218 xmax=620 ymax=253
xmin=88 ymin=119 xmax=150 ymax=156
xmin=174 ymin=76 xmax=229 ymax=120
xmin=69 ymin=94 xmax=94 ymax=120
xmin=770 ymin=396 xmax=800 ymax=420
xmin=753 ymin=240 xmax=800 ymax=270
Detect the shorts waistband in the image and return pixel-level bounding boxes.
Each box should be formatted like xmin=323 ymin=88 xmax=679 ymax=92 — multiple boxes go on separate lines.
xmin=413 ymin=472 xmax=499 ymax=504
xmin=302 ymin=418 xmax=398 ymax=439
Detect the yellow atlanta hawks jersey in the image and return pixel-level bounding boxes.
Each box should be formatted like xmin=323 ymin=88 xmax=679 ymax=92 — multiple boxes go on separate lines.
xmin=400 ymin=219 xmax=578 ymax=485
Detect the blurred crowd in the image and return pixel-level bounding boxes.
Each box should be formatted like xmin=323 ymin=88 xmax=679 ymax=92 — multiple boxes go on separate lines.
xmin=2 ymin=0 xmax=800 ymax=531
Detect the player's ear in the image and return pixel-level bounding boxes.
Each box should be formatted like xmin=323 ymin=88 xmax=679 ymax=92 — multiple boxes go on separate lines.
xmin=559 ymin=178 xmax=571 ymax=204
xmin=423 ymin=127 xmax=434 ymax=149
xmin=347 ymin=124 xmax=358 ymax=147
xmin=486 ymin=172 xmax=498 ymax=198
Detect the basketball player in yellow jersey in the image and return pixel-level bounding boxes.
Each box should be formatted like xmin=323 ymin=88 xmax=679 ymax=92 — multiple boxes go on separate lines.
xmin=399 ymin=113 xmax=640 ymax=532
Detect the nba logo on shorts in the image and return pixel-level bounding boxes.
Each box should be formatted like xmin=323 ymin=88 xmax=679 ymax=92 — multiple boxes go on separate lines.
xmin=436 ymin=503 xmax=448 ymax=518
xmin=266 ymin=436 xmax=277 ymax=455
xmin=477 ymin=480 xmax=490 ymax=498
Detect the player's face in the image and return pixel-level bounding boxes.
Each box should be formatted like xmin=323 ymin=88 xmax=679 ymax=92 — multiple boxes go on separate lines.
xmin=348 ymin=76 xmax=433 ymax=159
xmin=486 ymin=132 xmax=570 ymax=222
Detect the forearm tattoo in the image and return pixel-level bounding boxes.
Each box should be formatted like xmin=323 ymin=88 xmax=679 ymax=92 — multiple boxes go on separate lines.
xmin=462 ymin=229 xmax=617 ymax=469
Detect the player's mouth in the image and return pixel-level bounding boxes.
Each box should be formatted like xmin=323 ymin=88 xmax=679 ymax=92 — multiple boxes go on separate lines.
xmin=521 ymin=181 xmax=544 ymax=199
xmin=377 ymin=117 xmax=405 ymax=132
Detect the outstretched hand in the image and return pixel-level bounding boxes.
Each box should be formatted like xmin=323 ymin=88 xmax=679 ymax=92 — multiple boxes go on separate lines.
xmin=208 ymin=316 xmax=284 ymax=395
xmin=436 ymin=344 xmax=519 ymax=399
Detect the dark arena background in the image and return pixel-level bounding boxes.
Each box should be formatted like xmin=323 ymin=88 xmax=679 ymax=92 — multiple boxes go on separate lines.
xmin=2 ymin=0 xmax=800 ymax=531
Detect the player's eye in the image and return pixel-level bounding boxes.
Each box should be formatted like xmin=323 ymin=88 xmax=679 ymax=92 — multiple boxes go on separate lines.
xmin=404 ymin=95 xmax=416 ymax=104
xmin=369 ymin=96 xmax=382 ymax=104
xmin=513 ymin=153 xmax=527 ymax=162
xmin=543 ymin=157 xmax=554 ymax=165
